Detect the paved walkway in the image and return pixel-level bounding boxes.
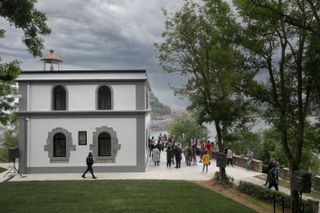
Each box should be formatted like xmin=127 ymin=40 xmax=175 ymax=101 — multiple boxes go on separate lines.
xmin=0 ymin=154 xmax=260 ymax=183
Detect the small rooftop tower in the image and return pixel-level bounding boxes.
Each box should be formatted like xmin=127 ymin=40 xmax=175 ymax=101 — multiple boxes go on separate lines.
xmin=41 ymin=49 xmax=63 ymax=71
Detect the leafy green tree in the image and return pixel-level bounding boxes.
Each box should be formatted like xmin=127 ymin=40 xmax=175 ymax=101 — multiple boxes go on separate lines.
xmin=0 ymin=61 xmax=20 ymax=125
xmin=233 ymin=0 xmax=320 ymax=209
xmin=260 ymin=125 xmax=320 ymax=175
xmin=0 ymin=0 xmax=51 ymax=57
xmin=156 ymin=0 xmax=254 ymax=184
xmin=0 ymin=0 xmax=50 ymax=125
xmin=249 ymin=0 xmax=320 ymax=37
xmin=224 ymin=129 xmax=261 ymax=159
xmin=0 ymin=127 xmax=18 ymax=162
xmin=168 ymin=114 xmax=209 ymax=146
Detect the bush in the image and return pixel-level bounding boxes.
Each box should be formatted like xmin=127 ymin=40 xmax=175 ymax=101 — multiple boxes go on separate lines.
xmin=239 ymin=181 xmax=316 ymax=212
xmin=239 ymin=181 xmax=291 ymax=208
xmin=214 ymin=171 xmax=234 ymax=185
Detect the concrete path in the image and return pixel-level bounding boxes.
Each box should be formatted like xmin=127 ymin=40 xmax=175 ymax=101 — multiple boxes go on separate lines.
xmin=0 ymin=153 xmax=260 ymax=183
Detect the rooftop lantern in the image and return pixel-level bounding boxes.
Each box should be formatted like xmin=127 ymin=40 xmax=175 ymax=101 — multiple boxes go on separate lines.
xmin=41 ymin=49 xmax=63 ymax=71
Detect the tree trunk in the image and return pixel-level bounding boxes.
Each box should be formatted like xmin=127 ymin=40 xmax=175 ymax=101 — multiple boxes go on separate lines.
xmin=290 ymin=164 xmax=300 ymax=213
xmin=215 ymin=121 xmax=228 ymax=184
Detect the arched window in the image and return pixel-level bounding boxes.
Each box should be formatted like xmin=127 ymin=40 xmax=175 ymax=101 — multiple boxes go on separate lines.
xmin=53 ymin=133 xmax=66 ymax=157
xmin=53 ymin=85 xmax=66 ymax=110
xmin=98 ymin=132 xmax=111 ymax=156
xmin=97 ymin=86 xmax=111 ymax=110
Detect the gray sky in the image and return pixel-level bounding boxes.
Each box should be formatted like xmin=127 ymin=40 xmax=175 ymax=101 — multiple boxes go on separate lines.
xmin=0 ymin=0 xmax=189 ymax=109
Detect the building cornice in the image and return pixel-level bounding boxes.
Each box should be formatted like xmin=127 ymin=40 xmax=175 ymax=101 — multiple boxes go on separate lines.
xmin=17 ymin=110 xmax=151 ymax=118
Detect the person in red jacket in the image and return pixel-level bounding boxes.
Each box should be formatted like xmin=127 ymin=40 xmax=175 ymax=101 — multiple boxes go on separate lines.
xmin=205 ymin=141 xmax=212 ymax=159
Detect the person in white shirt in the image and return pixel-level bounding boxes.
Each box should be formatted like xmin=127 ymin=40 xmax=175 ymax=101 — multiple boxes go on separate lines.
xmin=226 ymin=148 xmax=233 ymax=167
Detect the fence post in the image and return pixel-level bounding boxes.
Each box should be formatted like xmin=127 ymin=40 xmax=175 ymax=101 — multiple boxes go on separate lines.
xmin=274 ymin=193 xmax=276 ymax=213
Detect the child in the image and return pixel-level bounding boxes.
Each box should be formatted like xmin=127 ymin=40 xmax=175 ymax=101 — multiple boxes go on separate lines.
xmin=201 ymin=151 xmax=210 ymax=173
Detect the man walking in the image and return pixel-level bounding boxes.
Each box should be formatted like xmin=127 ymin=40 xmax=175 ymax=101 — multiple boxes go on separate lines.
xmin=82 ymin=152 xmax=97 ymax=179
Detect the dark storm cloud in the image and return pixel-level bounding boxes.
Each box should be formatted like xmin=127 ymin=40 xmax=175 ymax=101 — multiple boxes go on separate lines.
xmin=0 ymin=0 xmax=188 ymax=107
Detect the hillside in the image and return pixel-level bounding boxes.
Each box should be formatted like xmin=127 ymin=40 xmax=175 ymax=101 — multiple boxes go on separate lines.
xmin=150 ymin=92 xmax=172 ymax=118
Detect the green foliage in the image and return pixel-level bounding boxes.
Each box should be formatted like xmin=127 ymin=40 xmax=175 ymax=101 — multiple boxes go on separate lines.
xmin=157 ymin=0 xmax=255 ymax=151
xmin=239 ymin=181 xmax=291 ymax=208
xmin=260 ymin=125 xmax=320 ymax=174
xmin=0 ymin=60 xmax=20 ymax=125
xmin=224 ymin=128 xmax=261 ymax=158
xmin=0 ymin=0 xmax=51 ymax=57
xmin=260 ymin=127 xmax=286 ymax=166
xmin=150 ymin=92 xmax=172 ymax=118
xmin=239 ymin=181 xmax=316 ymax=212
xmin=214 ymin=171 xmax=235 ymax=186
xmin=0 ymin=0 xmax=50 ymax=125
xmin=0 ymin=127 xmax=18 ymax=162
xmin=0 ymin=180 xmax=256 ymax=213
xmin=168 ymin=114 xmax=208 ymax=146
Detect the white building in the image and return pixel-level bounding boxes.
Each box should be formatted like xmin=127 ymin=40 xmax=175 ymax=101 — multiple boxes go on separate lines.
xmin=17 ymin=69 xmax=151 ymax=173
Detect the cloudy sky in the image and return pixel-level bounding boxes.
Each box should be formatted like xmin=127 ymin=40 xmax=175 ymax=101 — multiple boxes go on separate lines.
xmin=0 ymin=0 xmax=189 ymax=108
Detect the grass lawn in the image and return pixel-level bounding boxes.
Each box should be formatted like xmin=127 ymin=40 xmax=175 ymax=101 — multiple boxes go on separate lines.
xmin=0 ymin=180 xmax=257 ymax=213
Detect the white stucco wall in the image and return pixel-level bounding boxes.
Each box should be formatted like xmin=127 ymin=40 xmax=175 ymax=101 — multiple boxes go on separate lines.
xmin=112 ymin=85 xmax=135 ymax=110
xmin=30 ymin=84 xmax=51 ymax=111
xmin=28 ymin=84 xmax=136 ymax=111
xmin=68 ymin=85 xmax=95 ymax=110
xmin=27 ymin=117 xmax=137 ymax=167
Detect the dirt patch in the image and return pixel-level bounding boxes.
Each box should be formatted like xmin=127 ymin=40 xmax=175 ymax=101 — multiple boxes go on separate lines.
xmin=193 ymin=180 xmax=290 ymax=213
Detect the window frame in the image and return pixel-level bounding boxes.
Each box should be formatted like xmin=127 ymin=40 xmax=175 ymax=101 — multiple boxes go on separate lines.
xmin=52 ymin=85 xmax=68 ymax=111
xmin=98 ymin=132 xmax=111 ymax=156
xmin=44 ymin=127 xmax=76 ymax=163
xmin=53 ymin=133 xmax=67 ymax=157
xmin=91 ymin=126 xmax=121 ymax=163
xmin=97 ymin=85 xmax=112 ymax=110
xmin=78 ymin=131 xmax=87 ymax=146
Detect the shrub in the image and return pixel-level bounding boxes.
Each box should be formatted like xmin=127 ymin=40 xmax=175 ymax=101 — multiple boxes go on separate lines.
xmin=239 ymin=181 xmax=316 ymax=212
xmin=239 ymin=181 xmax=291 ymax=208
xmin=214 ymin=171 xmax=234 ymax=186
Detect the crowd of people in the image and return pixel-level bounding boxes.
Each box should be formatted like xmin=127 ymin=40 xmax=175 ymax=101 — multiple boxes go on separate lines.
xmin=81 ymin=132 xmax=279 ymax=192
xmin=147 ymin=133 xmax=230 ymax=173
xmin=147 ymin=133 xmax=263 ymax=176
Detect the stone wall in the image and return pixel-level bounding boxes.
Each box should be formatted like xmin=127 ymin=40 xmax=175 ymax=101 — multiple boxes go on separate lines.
xmin=232 ymin=154 xmax=262 ymax=172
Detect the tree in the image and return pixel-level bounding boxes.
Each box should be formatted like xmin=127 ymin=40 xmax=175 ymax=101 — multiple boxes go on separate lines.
xmin=0 ymin=61 xmax=20 ymax=125
xmin=0 ymin=0 xmax=51 ymax=57
xmin=0 ymin=127 xmax=18 ymax=161
xmin=233 ymin=0 xmax=319 ymax=210
xmin=168 ymin=114 xmax=209 ymax=146
xmin=224 ymin=128 xmax=261 ymax=160
xmin=156 ymin=0 xmax=254 ymax=184
xmin=249 ymin=0 xmax=320 ymax=37
xmin=0 ymin=0 xmax=50 ymax=125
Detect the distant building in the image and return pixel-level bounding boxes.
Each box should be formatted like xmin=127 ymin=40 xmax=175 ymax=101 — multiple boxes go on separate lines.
xmin=16 ymin=52 xmax=151 ymax=173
